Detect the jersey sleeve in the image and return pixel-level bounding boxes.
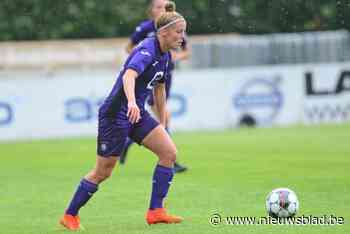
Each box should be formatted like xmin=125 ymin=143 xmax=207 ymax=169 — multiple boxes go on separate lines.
xmin=126 ymin=49 xmax=154 ymax=75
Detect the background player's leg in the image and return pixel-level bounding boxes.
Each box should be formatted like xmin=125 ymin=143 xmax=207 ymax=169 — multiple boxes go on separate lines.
xmin=119 ymin=137 xmax=133 ymax=165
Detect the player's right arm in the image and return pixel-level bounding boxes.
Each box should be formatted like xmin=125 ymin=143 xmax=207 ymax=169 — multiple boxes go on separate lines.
xmin=123 ymin=69 xmax=140 ymax=124
xmin=123 ymin=47 xmax=154 ymax=123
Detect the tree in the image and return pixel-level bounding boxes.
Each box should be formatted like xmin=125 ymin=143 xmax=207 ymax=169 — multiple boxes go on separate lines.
xmin=0 ymin=0 xmax=349 ymax=41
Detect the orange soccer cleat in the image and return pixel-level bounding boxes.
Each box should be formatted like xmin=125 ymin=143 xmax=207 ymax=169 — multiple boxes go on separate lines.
xmin=146 ymin=208 xmax=184 ymax=225
xmin=59 ymin=214 xmax=82 ymax=231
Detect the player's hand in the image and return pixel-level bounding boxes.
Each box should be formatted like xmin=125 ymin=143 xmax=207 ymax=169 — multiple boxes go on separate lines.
xmin=127 ymin=101 xmax=141 ymax=124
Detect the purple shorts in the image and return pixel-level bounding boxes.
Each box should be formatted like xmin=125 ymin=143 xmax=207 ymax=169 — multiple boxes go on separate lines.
xmin=97 ymin=110 xmax=159 ymax=157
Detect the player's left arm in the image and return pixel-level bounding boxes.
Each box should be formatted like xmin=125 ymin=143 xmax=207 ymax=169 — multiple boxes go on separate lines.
xmin=154 ymin=83 xmax=167 ymax=126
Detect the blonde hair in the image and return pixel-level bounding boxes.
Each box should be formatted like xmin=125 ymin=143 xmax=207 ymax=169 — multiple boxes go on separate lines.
xmin=156 ymin=1 xmax=185 ymax=31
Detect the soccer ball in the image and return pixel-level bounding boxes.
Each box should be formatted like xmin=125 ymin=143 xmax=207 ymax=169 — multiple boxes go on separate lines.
xmin=265 ymin=188 xmax=299 ymax=218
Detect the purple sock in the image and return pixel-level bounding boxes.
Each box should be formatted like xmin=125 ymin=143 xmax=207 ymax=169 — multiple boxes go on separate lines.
xmin=66 ymin=178 xmax=98 ymax=216
xmin=149 ymin=164 xmax=174 ymax=209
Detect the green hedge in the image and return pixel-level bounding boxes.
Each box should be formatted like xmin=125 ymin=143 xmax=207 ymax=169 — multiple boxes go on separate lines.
xmin=0 ymin=0 xmax=348 ymax=41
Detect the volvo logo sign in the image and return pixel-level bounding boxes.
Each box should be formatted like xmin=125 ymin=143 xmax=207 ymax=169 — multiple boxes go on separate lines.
xmin=233 ymin=77 xmax=283 ymax=125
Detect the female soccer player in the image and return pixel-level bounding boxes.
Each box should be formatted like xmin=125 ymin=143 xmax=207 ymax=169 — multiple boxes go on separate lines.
xmin=60 ymin=5 xmax=187 ymax=230
xmin=122 ymin=0 xmax=190 ymax=174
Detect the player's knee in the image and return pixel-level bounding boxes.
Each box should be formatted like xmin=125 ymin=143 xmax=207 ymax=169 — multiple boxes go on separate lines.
xmin=98 ymin=172 xmax=112 ymax=182
xmin=164 ymin=147 xmax=177 ymax=163
xmin=92 ymin=169 xmax=113 ymax=183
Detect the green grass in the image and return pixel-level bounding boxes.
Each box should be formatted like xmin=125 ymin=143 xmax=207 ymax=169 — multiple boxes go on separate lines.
xmin=0 ymin=124 xmax=349 ymax=234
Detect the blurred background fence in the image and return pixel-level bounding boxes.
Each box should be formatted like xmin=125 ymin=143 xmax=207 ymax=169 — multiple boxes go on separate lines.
xmin=191 ymin=30 xmax=350 ymax=68
xmin=1 ymin=30 xmax=350 ymax=75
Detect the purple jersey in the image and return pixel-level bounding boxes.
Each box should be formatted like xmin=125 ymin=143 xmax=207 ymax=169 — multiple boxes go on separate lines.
xmin=99 ymin=37 xmax=171 ymax=118
xmin=130 ymin=20 xmax=157 ymax=46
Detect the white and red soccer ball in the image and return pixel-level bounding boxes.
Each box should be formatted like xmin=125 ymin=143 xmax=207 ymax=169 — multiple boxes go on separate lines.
xmin=266 ymin=188 xmax=299 ymax=218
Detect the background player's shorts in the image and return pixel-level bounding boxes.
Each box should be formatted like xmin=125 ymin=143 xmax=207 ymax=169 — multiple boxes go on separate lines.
xmin=97 ymin=111 xmax=159 ymax=157
xmin=147 ymin=75 xmax=172 ymax=106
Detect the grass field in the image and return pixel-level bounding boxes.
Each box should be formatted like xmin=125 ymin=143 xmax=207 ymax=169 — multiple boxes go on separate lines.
xmin=0 ymin=124 xmax=349 ymax=234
